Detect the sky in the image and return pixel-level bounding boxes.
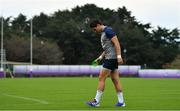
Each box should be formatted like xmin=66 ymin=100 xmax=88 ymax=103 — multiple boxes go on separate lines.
xmin=0 ymin=0 xmax=180 ymax=29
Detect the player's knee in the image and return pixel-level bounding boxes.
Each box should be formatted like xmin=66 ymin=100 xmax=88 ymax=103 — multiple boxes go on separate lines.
xmin=111 ymin=78 xmax=119 ymax=84
xmin=99 ymin=75 xmax=106 ymax=81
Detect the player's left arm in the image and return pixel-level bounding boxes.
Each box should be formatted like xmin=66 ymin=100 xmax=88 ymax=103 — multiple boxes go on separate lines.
xmin=111 ymin=36 xmax=124 ymax=64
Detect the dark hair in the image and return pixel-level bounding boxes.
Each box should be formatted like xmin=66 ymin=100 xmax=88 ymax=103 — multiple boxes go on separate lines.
xmin=89 ymin=20 xmax=103 ymax=28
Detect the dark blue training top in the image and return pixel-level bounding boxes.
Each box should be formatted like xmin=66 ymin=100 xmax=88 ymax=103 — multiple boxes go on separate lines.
xmin=103 ymin=27 xmax=116 ymax=39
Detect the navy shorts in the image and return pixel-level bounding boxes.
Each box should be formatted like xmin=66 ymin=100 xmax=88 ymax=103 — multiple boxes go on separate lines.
xmin=102 ymin=59 xmax=118 ymax=71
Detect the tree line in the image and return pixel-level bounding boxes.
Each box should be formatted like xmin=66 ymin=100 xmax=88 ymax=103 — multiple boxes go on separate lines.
xmin=1 ymin=4 xmax=180 ymax=68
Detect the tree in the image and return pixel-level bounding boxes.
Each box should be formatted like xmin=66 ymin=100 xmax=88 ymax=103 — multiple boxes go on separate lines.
xmin=4 ymin=34 xmax=63 ymax=64
xmin=165 ymin=55 xmax=180 ymax=69
xmin=33 ymin=13 xmax=50 ymax=37
xmin=11 ymin=14 xmax=29 ymax=35
xmin=2 ymin=4 xmax=179 ymax=68
xmin=150 ymin=27 xmax=180 ymax=68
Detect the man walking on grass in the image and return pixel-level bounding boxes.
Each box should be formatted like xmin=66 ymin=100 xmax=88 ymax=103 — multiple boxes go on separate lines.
xmin=86 ymin=20 xmax=125 ymax=107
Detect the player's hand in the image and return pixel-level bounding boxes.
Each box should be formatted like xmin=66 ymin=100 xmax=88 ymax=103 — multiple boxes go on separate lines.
xmin=117 ymin=55 xmax=123 ymax=64
xmin=117 ymin=58 xmax=124 ymax=64
xmin=95 ymin=57 xmax=101 ymax=64
xmin=91 ymin=57 xmax=102 ymax=66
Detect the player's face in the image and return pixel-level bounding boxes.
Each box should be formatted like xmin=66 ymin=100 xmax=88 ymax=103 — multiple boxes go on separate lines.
xmin=92 ymin=24 xmax=101 ymax=33
xmin=92 ymin=27 xmax=98 ymax=32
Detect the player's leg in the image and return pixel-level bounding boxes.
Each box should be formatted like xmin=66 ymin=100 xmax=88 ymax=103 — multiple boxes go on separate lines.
xmin=86 ymin=68 xmax=111 ymax=107
xmin=97 ymin=68 xmax=111 ymax=91
xmin=110 ymin=69 xmax=122 ymax=92
xmin=110 ymin=69 xmax=125 ymax=107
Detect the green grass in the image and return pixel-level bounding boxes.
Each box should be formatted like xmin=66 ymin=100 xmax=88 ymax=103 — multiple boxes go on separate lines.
xmin=0 ymin=77 xmax=180 ymax=110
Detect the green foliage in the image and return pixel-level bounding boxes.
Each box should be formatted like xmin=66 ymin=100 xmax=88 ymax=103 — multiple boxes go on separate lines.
xmin=150 ymin=27 xmax=180 ymax=68
xmin=1 ymin=4 xmax=180 ymax=68
xmin=11 ymin=14 xmax=29 ymax=36
xmin=4 ymin=34 xmax=63 ymax=64
xmin=166 ymin=55 xmax=180 ymax=69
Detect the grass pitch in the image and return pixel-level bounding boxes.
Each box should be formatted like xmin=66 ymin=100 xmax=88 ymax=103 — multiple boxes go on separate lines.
xmin=0 ymin=77 xmax=180 ymax=110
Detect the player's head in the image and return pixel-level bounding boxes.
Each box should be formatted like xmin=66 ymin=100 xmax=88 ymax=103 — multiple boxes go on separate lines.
xmin=90 ymin=20 xmax=103 ymax=33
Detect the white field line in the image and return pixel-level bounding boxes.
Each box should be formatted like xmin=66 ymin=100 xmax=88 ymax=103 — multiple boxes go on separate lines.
xmin=2 ymin=93 xmax=49 ymax=104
